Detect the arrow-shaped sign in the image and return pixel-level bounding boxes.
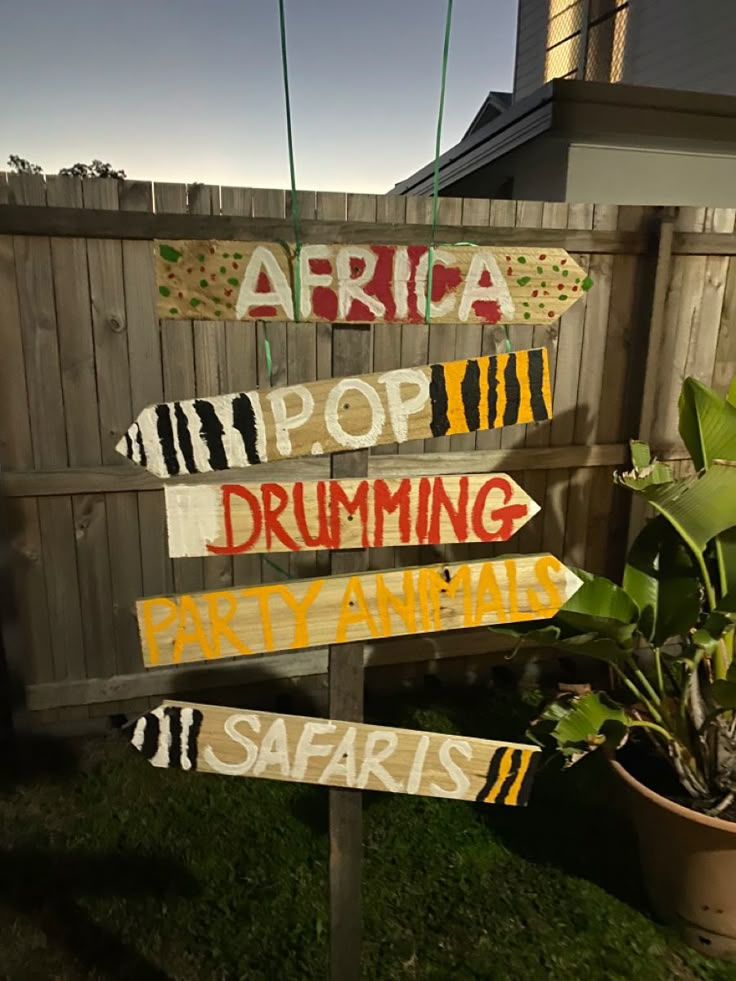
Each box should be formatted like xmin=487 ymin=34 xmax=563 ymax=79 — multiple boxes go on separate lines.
xmin=155 ymin=240 xmax=591 ymax=325
xmin=117 ymin=349 xmax=552 ymax=478
xmin=164 ymin=473 xmax=540 ymax=557
xmin=130 ymin=701 xmax=541 ymax=806
xmin=137 ymin=555 xmax=583 ymax=667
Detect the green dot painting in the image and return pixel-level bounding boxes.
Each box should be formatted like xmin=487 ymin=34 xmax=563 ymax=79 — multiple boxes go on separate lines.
xmin=199 ymin=279 xmax=208 ymax=289
xmin=227 ymin=278 xmax=239 ymax=287
xmin=220 ymin=266 xmax=227 ymax=274
xmin=517 ymin=276 xmax=531 ymax=287
xmin=524 ymin=312 xmax=531 ymax=320
xmin=552 ymin=265 xmax=559 ymax=272
xmin=581 ymin=276 xmax=594 ymax=292
xmin=223 ymin=252 xmax=230 ymax=258
xmin=190 ymin=298 xmax=201 ymax=308
xmin=559 ymin=294 xmax=568 ymax=301
xmin=233 ymin=252 xmax=243 ymax=259
xmin=562 ymin=269 xmax=569 ymax=277
xmin=169 ymin=307 xmax=179 ymax=315
xmin=517 ymin=256 xmax=527 ymax=264
xmin=215 ymin=310 xmax=222 ymax=317
xmin=159 ymin=244 xmax=182 ymax=263
xmin=198 ymin=254 xmax=205 ymax=262
xmin=158 ymin=285 xmax=170 ymax=297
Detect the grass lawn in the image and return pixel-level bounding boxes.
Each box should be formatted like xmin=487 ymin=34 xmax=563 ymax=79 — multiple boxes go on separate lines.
xmin=2 ymin=685 xmax=736 ymax=980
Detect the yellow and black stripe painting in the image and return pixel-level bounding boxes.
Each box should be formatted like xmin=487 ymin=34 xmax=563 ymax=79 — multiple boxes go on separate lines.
xmin=429 ymin=348 xmax=551 ymax=438
xmin=476 ymin=746 xmax=539 ymax=806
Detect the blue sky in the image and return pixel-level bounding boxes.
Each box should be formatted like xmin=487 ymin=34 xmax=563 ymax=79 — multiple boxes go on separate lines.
xmin=0 ymin=0 xmax=518 ymax=193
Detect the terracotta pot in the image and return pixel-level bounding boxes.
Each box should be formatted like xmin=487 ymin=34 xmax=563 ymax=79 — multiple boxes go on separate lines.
xmin=612 ymin=758 xmax=736 ymax=959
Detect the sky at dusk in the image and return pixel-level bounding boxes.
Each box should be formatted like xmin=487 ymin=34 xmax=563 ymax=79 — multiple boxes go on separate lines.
xmin=0 ymin=0 xmax=518 ymax=193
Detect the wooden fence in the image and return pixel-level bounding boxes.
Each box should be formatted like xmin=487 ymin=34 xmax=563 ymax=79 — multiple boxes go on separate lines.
xmin=1 ymin=173 xmax=734 ymax=723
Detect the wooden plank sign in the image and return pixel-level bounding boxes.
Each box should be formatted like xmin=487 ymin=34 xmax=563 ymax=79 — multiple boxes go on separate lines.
xmin=137 ymin=555 xmax=583 ymax=667
xmin=155 ymin=240 xmax=591 ymax=325
xmin=164 ymin=474 xmax=540 ymax=557
xmin=117 ymin=349 xmax=552 ymax=478
xmin=130 ymin=701 xmax=541 ymax=806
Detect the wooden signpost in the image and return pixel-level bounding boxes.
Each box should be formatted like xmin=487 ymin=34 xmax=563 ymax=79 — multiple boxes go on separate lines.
xmin=120 ymin=227 xmax=592 ymax=981
xmin=116 ymin=349 xmax=552 ymax=477
xmin=155 ymin=240 xmax=591 ymax=325
xmin=137 ymin=556 xmax=583 ymax=667
xmin=164 ymin=474 xmax=540 ymax=557
xmin=130 ymin=701 xmax=541 ymax=807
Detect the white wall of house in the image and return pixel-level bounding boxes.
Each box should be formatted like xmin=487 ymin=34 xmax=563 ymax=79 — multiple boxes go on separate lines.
xmin=624 ymin=0 xmax=736 ymax=97
xmin=513 ymin=0 xmax=549 ymax=102
xmin=566 ymin=143 xmax=736 ymax=206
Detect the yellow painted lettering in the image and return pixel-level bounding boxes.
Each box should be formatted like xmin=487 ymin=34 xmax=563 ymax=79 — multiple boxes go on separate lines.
xmin=240 ymin=587 xmax=275 ymax=651
xmin=375 ymin=570 xmax=417 ymax=636
xmin=205 ymin=590 xmax=252 ymax=657
xmin=140 ymin=596 xmax=178 ymax=665
xmin=505 ymin=558 xmax=536 ymax=623
xmin=336 ymin=576 xmax=379 ymax=643
xmin=420 ymin=565 xmax=472 ymax=631
xmin=473 ymin=562 xmax=508 ymax=625
xmin=528 ymin=555 xmax=565 ymax=615
xmin=172 ymin=595 xmax=215 ymax=663
xmin=271 ymin=579 xmax=324 ymax=650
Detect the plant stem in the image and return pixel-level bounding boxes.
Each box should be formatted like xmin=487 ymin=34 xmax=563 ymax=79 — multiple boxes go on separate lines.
xmin=634 ymin=665 xmax=661 ymax=706
xmin=654 ymin=647 xmax=665 ymax=696
xmin=629 ymin=720 xmax=674 ymax=742
xmin=681 ymin=649 xmax=705 ymax=720
xmin=611 ymin=664 xmax=666 ymax=724
xmin=706 ymin=791 xmax=735 ymax=818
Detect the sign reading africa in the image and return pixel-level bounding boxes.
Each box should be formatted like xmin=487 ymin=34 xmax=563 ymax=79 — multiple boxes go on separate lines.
xmin=137 ymin=556 xmax=583 ymax=667
xmin=164 ymin=474 xmax=539 ymax=557
xmin=155 ymin=240 xmax=591 ymax=325
xmin=131 ymin=702 xmax=541 ymax=806
xmin=117 ymin=350 xmax=552 ymax=477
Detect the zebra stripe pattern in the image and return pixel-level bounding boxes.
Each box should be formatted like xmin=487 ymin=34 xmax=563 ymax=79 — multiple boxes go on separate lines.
xmin=131 ymin=705 xmax=204 ymax=771
xmin=429 ymin=348 xmax=551 ymax=438
xmin=476 ymin=746 xmax=539 ymax=806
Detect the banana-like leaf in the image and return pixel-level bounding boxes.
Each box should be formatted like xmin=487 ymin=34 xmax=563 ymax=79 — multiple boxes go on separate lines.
xmin=711 ymin=680 xmax=736 ymax=709
xmin=728 ymin=376 xmax=736 ymax=410
xmin=620 ymin=464 xmax=736 ymax=556
xmin=679 ymin=377 xmax=736 ymax=598
xmin=617 ymin=441 xmax=673 ymax=490
xmin=530 ymin=692 xmax=630 ymax=764
xmin=623 ymin=516 xmax=702 ymax=645
xmin=555 ymin=569 xmax=640 ymax=645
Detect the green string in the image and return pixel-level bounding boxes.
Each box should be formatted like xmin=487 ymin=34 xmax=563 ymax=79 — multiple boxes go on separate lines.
xmin=263 ymin=555 xmax=291 ymax=579
xmin=263 ymin=323 xmax=274 ymax=385
xmin=426 ymin=0 xmax=454 ymax=325
xmin=503 ymin=325 xmax=512 ymax=353
xmin=278 ymin=0 xmax=302 ymax=322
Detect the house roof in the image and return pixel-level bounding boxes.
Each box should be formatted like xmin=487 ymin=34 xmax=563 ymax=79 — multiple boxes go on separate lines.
xmin=463 ymin=91 xmax=513 ymax=138
xmin=390 ymin=79 xmax=736 ymax=196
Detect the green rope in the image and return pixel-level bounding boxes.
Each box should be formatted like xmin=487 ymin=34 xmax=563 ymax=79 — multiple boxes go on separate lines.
xmin=263 ymin=323 xmax=274 ymax=385
xmin=263 ymin=555 xmax=291 ymax=579
xmin=278 ymin=0 xmax=302 ymax=322
xmin=503 ymin=325 xmax=512 ymax=353
xmin=426 ymin=0 xmax=454 ymax=324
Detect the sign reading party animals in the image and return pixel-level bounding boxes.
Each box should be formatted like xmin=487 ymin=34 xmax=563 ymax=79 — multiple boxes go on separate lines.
xmin=117 ymin=350 xmax=552 ymax=478
xmin=137 ymin=556 xmax=583 ymax=667
xmin=155 ymin=240 xmax=590 ymax=325
xmin=164 ymin=474 xmax=540 ymax=557
xmin=130 ymin=702 xmax=541 ymax=806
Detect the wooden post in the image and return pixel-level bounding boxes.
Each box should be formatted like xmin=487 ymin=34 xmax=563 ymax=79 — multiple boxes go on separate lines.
xmin=328 ymin=322 xmax=371 ymax=981
xmin=627 ymin=207 xmax=677 ymax=546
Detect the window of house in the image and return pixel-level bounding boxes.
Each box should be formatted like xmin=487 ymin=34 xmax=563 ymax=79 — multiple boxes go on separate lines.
xmin=544 ymin=0 xmax=629 ymax=84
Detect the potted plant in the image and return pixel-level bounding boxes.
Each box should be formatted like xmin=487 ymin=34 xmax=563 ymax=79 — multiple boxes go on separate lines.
xmin=493 ymin=375 xmax=736 ymax=959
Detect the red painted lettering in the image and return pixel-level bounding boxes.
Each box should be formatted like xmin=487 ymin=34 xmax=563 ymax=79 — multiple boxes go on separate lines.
xmin=471 ymin=477 xmax=528 ymax=542
xmin=262 ymin=483 xmax=300 ymax=551
xmin=428 ymin=476 xmax=469 ymax=544
xmin=293 ymin=481 xmax=333 ymax=549
xmin=329 ymin=480 xmax=370 ymax=548
xmin=415 ymin=476 xmax=432 ymax=543
xmin=207 ymin=484 xmax=263 ymax=555
xmin=372 ymin=478 xmax=412 ymax=547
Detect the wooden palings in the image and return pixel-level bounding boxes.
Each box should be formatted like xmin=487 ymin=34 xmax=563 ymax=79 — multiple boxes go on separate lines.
xmin=154 ymin=182 xmax=204 ymax=597
xmin=564 ymin=204 xmax=619 ymax=570
xmin=0 ymin=176 xmax=52 ymax=699
xmin=122 ymin=181 xmax=173 ymax=607
xmin=189 ymin=183 xmax=233 ymax=593
xmin=47 ymin=175 xmax=114 ymax=698
xmin=11 ymin=174 xmax=83 ymax=704
xmin=519 ymin=202 xmax=567 ymax=557
xmin=712 ymin=254 xmax=736 ymax=396
xmin=83 ymin=179 xmax=143 ymax=686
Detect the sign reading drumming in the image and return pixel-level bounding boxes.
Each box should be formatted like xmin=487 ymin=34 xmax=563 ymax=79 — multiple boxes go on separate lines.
xmin=131 ymin=701 xmax=541 ymax=806
xmin=137 ymin=555 xmax=583 ymax=667
xmin=155 ymin=240 xmax=591 ymax=325
xmin=164 ymin=474 xmax=539 ymax=557
xmin=117 ymin=349 xmax=552 ymax=478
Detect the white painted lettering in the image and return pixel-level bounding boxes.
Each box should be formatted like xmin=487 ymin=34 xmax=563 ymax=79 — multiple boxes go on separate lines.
xmin=357 ymin=731 xmax=403 ymax=792
xmin=392 ymin=247 xmax=410 ymax=320
xmin=253 ymin=717 xmax=291 ymax=777
xmin=292 ymin=721 xmax=337 ymax=780
xmin=336 ymin=246 xmax=385 ymax=320
xmin=458 ymin=251 xmax=515 ymax=322
xmin=235 ymin=246 xmax=295 ymax=320
xmin=299 ymin=245 xmax=333 ymax=320
xmin=324 ymin=378 xmax=385 ymax=449
xmin=430 ymin=738 xmax=472 ymax=798
xmin=318 ymin=726 xmax=357 ymax=787
xmin=203 ymin=713 xmax=261 ymax=776
xmin=406 ymin=733 xmax=431 ymax=795
xmin=267 ymin=385 xmax=315 ymax=456
xmin=378 ymin=368 xmax=429 ymax=442
xmin=415 ymin=248 xmax=458 ymax=319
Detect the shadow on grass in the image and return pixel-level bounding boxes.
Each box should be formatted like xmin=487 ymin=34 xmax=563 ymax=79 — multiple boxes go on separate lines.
xmin=364 ymin=678 xmax=651 ymax=915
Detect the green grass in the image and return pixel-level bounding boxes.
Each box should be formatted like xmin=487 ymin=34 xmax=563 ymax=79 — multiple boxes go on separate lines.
xmin=2 ymin=686 xmax=736 ymax=980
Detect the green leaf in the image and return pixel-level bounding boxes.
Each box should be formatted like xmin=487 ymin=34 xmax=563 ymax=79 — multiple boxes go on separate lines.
xmin=623 ymin=517 xmax=701 ymax=645
xmin=626 ymin=465 xmax=736 ymax=555
xmin=555 ymin=569 xmax=639 ymax=645
xmin=530 ymin=692 xmax=630 ymax=764
xmin=679 ymin=376 xmax=736 ymax=470
xmin=727 ymin=376 xmax=736 ymax=409
xmin=616 ymin=453 xmax=673 ymax=491
xmin=630 ymin=440 xmax=652 ymax=470
xmin=711 ymin=680 xmax=736 ymax=708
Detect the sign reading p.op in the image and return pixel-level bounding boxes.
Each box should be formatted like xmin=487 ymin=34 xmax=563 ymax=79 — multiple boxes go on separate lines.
xmin=155 ymin=240 xmax=591 ymax=325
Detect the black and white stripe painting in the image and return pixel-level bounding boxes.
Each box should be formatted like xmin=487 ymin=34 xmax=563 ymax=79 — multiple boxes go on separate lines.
xmin=130 ymin=705 xmax=204 ymax=771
